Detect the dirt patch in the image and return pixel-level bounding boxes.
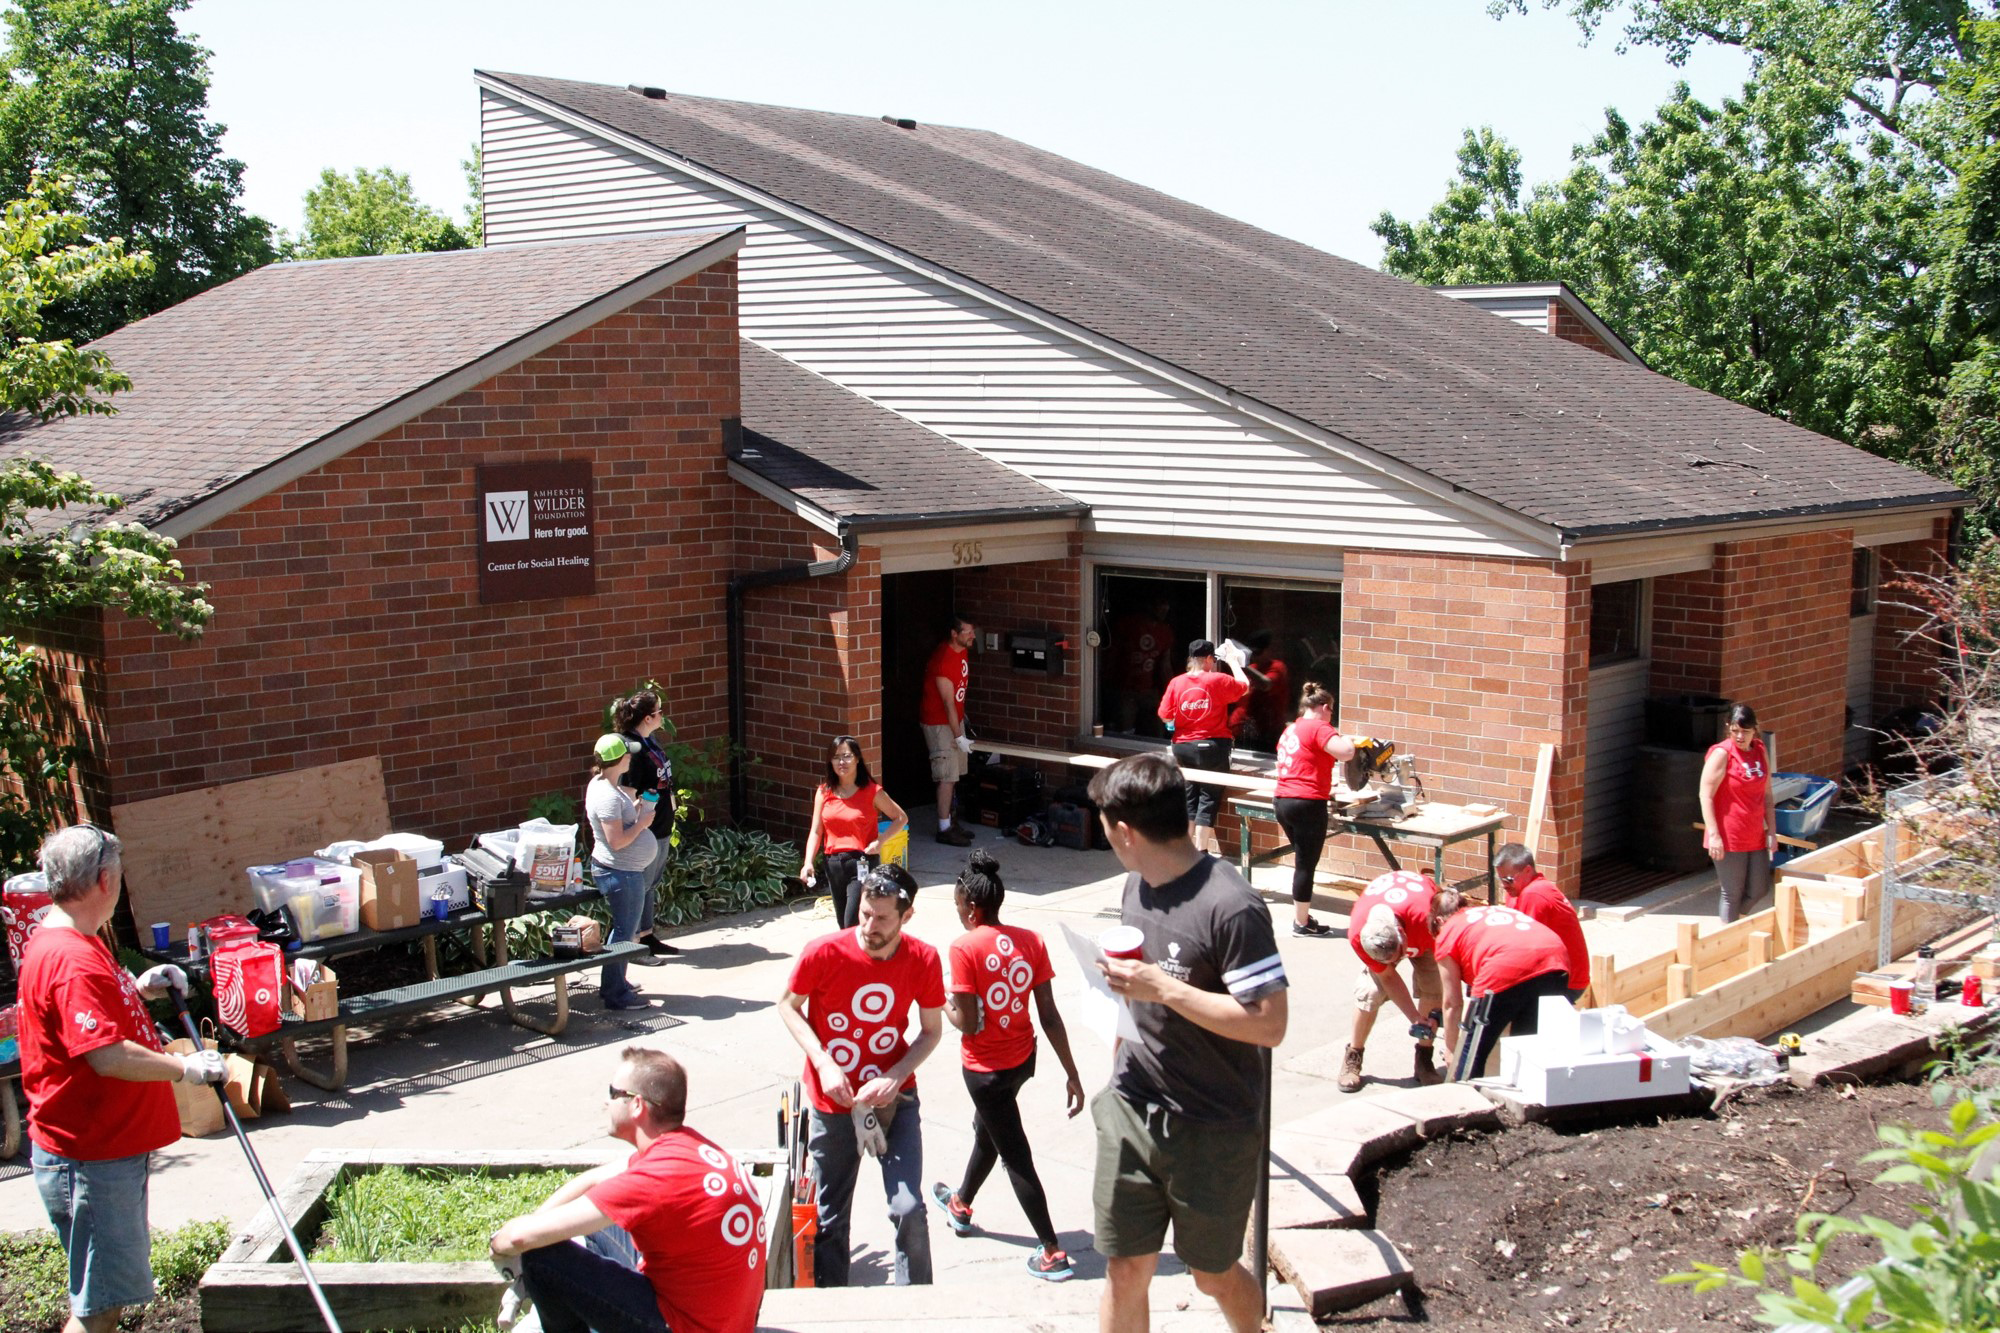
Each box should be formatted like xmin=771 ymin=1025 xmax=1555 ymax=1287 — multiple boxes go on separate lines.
xmin=1335 ymin=1081 xmax=1945 ymax=1330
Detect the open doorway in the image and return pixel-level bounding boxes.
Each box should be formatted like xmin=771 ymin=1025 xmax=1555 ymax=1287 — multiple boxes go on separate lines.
xmin=882 ymin=570 xmax=956 ymax=805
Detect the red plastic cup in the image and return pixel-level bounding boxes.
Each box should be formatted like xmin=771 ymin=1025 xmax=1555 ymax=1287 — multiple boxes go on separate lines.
xmin=1964 ymin=974 xmax=1984 ymax=1008
xmin=1099 ymin=926 xmax=1145 ymax=961
xmin=1888 ymin=979 xmax=1914 ymax=1015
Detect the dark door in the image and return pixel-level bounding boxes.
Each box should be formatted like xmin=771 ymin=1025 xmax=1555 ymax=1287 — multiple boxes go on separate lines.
xmin=882 ymin=570 xmax=957 ymax=808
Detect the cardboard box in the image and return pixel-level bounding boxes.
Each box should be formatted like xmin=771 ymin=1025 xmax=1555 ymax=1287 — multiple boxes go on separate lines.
xmin=1496 ymin=1033 xmax=1692 ymax=1107
xmin=352 ymin=848 xmax=421 ymax=930
xmin=288 ymin=964 xmax=338 ymax=1022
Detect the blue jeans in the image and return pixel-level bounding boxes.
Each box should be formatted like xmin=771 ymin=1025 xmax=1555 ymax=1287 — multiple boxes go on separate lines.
xmin=33 ymin=1143 xmax=157 ymax=1318
xmin=593 ymin=862 xmax=647 ymax=1003
xmin=518 ymin=1224 xmax=666 ymax=1333
xmin=808 ymin=1091 xmax=931 ymax=1286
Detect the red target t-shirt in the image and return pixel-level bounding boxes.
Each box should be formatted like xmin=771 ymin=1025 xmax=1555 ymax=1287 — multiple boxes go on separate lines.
xmin=787 ymin=928 xmax=946 ymax=1114
xmin=1433 ymin=905 xmax=1570 ymax=998
xmin=918 ymin=643 xmax=969 ymax=727
xmin=1158 ymin=670 xmax=1248 ymax=742
xmin=19 ymin=926 xmax=180 ymax=1160
xmin=587 ymin=1126 xmax=766 ymax=1333
xmin=948 ymin=923 xmax=1054 ymax=1073
xmin=1347 ymin=870 xmax=1437 ymax=974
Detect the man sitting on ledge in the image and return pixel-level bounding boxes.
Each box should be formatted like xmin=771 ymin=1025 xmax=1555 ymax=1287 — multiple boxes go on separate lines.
xmin=490 ymin=1047 xmax=765 ymax=1333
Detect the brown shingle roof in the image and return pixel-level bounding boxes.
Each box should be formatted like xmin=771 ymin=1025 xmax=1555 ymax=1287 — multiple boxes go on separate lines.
xmin=484 ymin=73 xmax=1961 ymax=538
xmin=736 ymin=340 xmax=1082 ymax=529
xmin=0 ymin=229 xmax=741 ymax=530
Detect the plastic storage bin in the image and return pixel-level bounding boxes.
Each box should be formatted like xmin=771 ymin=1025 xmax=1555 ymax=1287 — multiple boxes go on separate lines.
xmin=1773 ymin=774 xmax=1838 ymax=866
xmin=878 ymin=819 xmax=909 ymax=868
xmin=285 ymin=878 xmax=359 ymax=942
xmin=363 ymin=833 xmax=445 ymax=871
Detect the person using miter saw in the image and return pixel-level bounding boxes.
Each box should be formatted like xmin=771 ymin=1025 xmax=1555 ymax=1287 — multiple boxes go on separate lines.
xmin=1271 ymin=680 xmax=1356 ymax=937
xmin=1338 ymin=870 xmax=1446 ymax=1091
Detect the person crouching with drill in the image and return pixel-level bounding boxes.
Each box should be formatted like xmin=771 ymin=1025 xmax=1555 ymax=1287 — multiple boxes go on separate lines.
xmin=1337 ymin=870 xmax=1444 ymax=1092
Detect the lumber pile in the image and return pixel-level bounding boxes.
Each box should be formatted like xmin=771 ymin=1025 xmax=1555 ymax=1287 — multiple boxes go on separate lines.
xmin=1586 ymin=820 xmax=1979 ymax=1041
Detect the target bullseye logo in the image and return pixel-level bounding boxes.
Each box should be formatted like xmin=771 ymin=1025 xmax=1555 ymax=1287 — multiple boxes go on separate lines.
xmin=850 ymin=983 xmax=895 ymax=1024
xmin=868 ymin=1026 xmax=899 ymax=1055
xmin=826 ymin=1038 xmax=860 ymax=1070
xmin=986 ymin=981 xmax=1010 ymax=1012
xmin=721 ymin=1203 xmax=756 ymax=1247
xmin=1007 ymin=959 xmax=1034 ymax=993
xmin=699 ymin=1144 xmax=729 ymax=1170
xmin=985 ymin=953 xmax=1002 ymax=973
xmin=826 ymin=1012 xmax=849 ymax=1033
xmin=703 ymin=1172 xmax=728 ymax=1197
xmin=996 ymin=935 xmax=1014 ymax=957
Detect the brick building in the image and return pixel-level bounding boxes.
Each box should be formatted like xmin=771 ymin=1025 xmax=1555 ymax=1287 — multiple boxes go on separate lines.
xmin=4 ymin=81 xmax=1965 ymax=903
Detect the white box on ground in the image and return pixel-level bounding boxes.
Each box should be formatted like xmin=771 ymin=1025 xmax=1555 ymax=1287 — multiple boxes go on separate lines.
xmin=1497 ymin=1031 xmax=1692 ymax=1106
xmin=1532 ymin=996 xmax=1649 ymax=1057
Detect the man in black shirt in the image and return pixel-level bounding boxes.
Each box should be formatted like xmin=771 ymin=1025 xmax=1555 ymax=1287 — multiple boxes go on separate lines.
xmin=1087 ymin=753 xmax=1288 ymax=1333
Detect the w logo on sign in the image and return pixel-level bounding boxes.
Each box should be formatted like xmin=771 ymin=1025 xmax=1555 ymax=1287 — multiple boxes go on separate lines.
xmin=485 ymin=491 xmax=530 ymax=542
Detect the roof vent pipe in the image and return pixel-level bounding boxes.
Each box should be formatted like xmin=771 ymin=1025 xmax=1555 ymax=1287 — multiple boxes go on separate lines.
xmin=880 ymin=116 xmax=917 ymax=130
xmin=628 ymin=85 xmax=667 ymax=99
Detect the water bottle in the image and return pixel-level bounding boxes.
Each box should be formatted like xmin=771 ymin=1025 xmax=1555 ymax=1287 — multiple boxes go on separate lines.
xmin=1913 ymin=945 xmax=1938 ymax=1011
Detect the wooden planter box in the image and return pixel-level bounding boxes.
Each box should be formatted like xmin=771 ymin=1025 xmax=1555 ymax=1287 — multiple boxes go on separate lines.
xmin=200 ymin=1146 xmax=789 ymax=1332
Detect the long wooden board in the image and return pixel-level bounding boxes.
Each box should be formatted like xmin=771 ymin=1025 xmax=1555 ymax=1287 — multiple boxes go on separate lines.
xmin=111 ymin=758 xmax=392 ymax=931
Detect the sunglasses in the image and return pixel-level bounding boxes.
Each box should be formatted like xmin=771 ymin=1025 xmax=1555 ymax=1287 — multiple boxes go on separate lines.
xmin=77 ymin=821 xmax=112 ymax=885
xmin=608 ymin=1084 xmax=644 ymax=1104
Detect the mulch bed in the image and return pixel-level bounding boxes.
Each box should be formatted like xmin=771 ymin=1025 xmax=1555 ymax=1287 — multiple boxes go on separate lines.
xmin=1333 ymin=1079 xmax=1945 ymax=1329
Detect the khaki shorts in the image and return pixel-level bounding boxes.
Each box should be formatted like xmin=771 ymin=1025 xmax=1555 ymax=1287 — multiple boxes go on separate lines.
xmin=923 ymin=723 xmax=968 ymax=782
xmin=1353 ymin=951 xmax=1443 ymax=1015
xmin=1091 ymin=1088 xmax=1261 ymax=1274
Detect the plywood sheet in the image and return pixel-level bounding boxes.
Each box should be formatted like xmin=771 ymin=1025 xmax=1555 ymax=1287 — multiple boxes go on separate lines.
xmin=111 ymin=758 xmax=391 ymax=930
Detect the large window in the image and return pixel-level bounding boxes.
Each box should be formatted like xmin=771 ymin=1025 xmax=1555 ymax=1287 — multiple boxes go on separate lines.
xmin=1093 ymin=567 xmax=1342 ymax=753
xmin=1221 ymin=578 xmax=1342 ymax=753
xmin=1590 ymin=579 xmax=1646 ymax=666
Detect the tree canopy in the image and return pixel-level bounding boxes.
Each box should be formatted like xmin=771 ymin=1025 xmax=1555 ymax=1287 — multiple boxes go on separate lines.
xmin=290 ymin=165 xmax=471 ymax=260
xmin=1379 ymin=1 xmax=2000 ymax=533
xmin=0 ymin=179 xmax=210 ymax=869
xmin=0 ymin=0 xmax=275 ymax=343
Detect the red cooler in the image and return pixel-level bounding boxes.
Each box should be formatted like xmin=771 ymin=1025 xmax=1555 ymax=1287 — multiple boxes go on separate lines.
xmin=2 ymin=871 xmax=53 ymax=968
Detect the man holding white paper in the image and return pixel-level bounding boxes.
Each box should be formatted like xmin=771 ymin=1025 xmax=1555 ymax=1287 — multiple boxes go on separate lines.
xmin=1085 ymin=753 xmax=1288 ymax=1333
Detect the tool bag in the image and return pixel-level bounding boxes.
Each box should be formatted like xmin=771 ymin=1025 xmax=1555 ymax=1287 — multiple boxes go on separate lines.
xmin=211 ymin=938 xmax=284 ymax=1038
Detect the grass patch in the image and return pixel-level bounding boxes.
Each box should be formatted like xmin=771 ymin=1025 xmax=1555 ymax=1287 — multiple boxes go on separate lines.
xmin=0 ymin=1218 xmax=229 ymax=1333
xmin=312 ymin=1166 xmax=574 ymax=1264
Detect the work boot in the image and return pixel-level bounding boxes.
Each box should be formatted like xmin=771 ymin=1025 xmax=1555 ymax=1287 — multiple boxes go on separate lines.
xmin=1337 ymin=1044 xmax=1365 ymax=1093
xmin=1414 ymin=1043 xmax=1443 ymax=1087
xmin=936 ymin=825 xmax=974 ymax=847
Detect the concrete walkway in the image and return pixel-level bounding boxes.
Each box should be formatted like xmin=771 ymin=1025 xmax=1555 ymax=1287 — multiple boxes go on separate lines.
xmin=0 ymin=831 xmax=1738 ymax=1329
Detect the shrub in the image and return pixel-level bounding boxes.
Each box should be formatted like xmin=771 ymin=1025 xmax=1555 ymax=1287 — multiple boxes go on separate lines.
xmin=0 ymin=1217 xmax=228 ymax=1333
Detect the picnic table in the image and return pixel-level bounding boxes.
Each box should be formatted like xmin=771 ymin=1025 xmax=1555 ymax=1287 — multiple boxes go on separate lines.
xmin=141 ymin=888 xmax=636 ymax=1091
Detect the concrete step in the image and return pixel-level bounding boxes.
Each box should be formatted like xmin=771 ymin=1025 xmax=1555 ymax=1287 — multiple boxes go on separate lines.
xmin=1268 ymin=1226 xmax=1416 ymax=1318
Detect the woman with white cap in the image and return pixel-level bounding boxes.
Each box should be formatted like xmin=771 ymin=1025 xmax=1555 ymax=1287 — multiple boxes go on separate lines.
xmin=585 ymin=733 xmax=656 ymax=1011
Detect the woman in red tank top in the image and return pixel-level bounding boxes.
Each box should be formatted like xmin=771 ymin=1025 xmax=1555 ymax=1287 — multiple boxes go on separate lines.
xmin=1697 ymin=702 xmax=1777 ymax=924
xmin=799 ymin=736 xmax=909 ymax=930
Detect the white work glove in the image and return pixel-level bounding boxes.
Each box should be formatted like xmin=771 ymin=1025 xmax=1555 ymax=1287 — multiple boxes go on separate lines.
xmin=178 ymin=1050 xmax=228 ymax=1084
xmin=954 ymin=734 xmax=975 ymax=754
xmin=852 ymin=1104 xmax=888 ymax=1157
xmin=136 ymin=964 xmax=189 ymax=997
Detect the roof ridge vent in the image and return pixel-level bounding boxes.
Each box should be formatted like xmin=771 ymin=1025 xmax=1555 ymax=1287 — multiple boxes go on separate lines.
xmin=880 ymin=115 xmax=917 ymax=130
xmin=628 ymin=85 xmax=667 ymax=99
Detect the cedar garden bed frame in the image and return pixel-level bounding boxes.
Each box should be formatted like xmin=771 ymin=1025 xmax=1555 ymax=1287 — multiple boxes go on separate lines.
xmin=199 ymin=1147 xmax=789 ymax=1332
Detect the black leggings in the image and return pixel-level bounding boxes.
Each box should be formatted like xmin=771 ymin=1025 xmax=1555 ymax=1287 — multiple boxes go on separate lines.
xmin=958 ymin=1051 xmax=1058 ymax=1251
xmin=1453 ymin=970 xmax=1571 ymax=1082
xmin=1272 ymin=797 xmax=1329 ymax=904
xmin=824 ymin=850 xmax=878 ymax=930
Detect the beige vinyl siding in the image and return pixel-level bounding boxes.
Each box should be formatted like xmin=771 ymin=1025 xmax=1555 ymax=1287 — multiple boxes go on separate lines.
xmin=1584 ymin=658 xmax=1650 ymax=860
xmin=481 ymin=91 xmax=1549 ymax=558
xmin=1846 ymin=612 xmax=1875 ymax=769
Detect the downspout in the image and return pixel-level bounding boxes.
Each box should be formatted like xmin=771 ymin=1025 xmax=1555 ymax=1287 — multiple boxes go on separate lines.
xmin=726 ymin=524 xmax=859 ymax=821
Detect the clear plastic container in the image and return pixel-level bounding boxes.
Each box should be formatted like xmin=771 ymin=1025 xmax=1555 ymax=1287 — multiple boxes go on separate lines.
xmin=287 ymin=880 xmax=359 ymax=942
xmin=1914 ymin=946 xmax=1938 ymax=1011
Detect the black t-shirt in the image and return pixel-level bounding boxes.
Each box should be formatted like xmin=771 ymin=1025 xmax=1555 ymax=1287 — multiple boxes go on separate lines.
xmin=1110 ymin=853 xmax=1286 ymax=1126
xmin=618 ymin=729 xmax=675 ymax=843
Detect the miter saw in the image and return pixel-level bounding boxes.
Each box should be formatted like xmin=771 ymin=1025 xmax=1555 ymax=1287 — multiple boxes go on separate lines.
xmin=1340 ymin=738 xmax=1427 ymax=820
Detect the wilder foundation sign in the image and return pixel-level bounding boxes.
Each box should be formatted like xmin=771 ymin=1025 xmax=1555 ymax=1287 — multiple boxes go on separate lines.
xmin=477 ymin=460 xmax=595 ymax=603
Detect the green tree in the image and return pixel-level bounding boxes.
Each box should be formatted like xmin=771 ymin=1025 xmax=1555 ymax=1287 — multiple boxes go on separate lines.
xmin=0 ymin=180 xmax=211 ymax=871
xmin=0 ymin=0 xmax=276 ymax=343
xmin=462 ymin=143 xmax=483 ymax=248
xmin=1383 ymin=0 xmax=2000 ymax=529
xmin=291 ymin=165 xmax=470 ymax=260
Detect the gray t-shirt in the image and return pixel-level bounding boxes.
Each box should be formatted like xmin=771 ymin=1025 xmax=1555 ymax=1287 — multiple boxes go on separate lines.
xmin=586 ymin=776 xmax=657 ymax=872
xmin=1109 ymin=853 xmax=1286 ymax=1126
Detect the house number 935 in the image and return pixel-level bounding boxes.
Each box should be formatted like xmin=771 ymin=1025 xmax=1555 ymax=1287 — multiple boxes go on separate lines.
xmin=951 ymin=540 xmax=985 ymax=567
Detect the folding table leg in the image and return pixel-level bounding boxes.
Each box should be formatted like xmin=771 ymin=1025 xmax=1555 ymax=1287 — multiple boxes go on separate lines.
xmin=0 ymin=1075 xmax=19 ymax=1159
xmin=278 ymin=1028 xmax=349 ymax=1092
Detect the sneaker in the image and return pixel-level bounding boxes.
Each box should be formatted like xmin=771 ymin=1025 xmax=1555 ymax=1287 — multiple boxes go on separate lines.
xmin=1292 ymin=917 xmax=1334 ymax=937
xmin=930 ymin=1182 xmax=975 ymax=1235
xmin=642 ymin=936 xmax=682 ymax=957
xmin=1026 ymin=1248 xmax=1074 ymax=1282
xmin=935 ymin=826 xmax=974 ymax=847
xmin=630 ymin=951 xmax=667 ymax=967
xmin=1337 ymin=1043 xmax=1365 ymax=1093
xmin=604 ymin=992 xmax=653 ymax=1011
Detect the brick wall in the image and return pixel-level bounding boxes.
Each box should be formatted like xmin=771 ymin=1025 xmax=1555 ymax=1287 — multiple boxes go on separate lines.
xmin=954 ymin=540 xmax=1084 ymax=749
xmin=1711 ymin=532 xmax=1852 ymax=777
xmin=1548 ymin=299 xmax=1622 ymax=360
xmin=85 ymin=264 xmax=742 ymax=850
xmin=1649 ymin=567 xmax=1724 ymax=696
xmin=1873 ymin=517 xmax=1952 ymax=717
xmin=732 ymin=491 xmax=883 ymax=835
xmin=1335 ymin=551 xmax=1592 ymax=890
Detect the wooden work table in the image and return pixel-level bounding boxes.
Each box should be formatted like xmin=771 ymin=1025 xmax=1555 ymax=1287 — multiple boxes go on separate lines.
xmin=972 ymin=739 xmax=1506 ymax=897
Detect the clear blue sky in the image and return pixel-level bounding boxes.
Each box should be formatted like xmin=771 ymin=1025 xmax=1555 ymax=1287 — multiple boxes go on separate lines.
xmin=185 ymin=0 xmax=1750 ymax=266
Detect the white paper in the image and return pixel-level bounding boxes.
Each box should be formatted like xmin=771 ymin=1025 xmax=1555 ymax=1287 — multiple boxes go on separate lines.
xmin=1060 ymin=922 xmax=1144 ymax=1047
